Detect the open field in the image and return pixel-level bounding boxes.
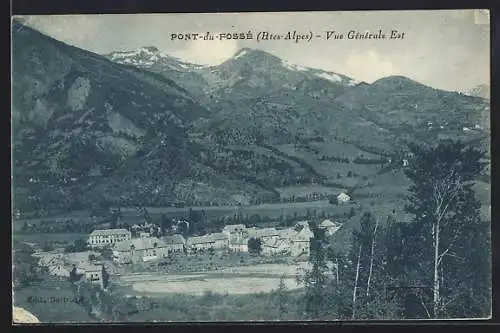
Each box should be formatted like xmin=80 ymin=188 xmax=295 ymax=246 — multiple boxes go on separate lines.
xmin=131 ymin=276 xmax=301 ymax=295
xmin=115 ymin=263 xmax=310 ymax=297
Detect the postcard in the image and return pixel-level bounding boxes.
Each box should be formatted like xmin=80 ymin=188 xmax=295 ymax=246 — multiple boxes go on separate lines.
xmin=11 ymin=10 xmax=491 ymax=323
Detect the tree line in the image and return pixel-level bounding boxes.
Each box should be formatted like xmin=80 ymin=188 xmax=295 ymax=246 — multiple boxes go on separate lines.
xmin=295 ymin=140 xmax=490 ymax=319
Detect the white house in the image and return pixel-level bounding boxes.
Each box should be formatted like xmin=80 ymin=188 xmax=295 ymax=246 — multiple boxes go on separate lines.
xmin=113 ymin=237 xmax=170 ymax=264
xmin=337 ymin=192 xmax=351 ymax=203
xmin=88 ymin=229 xmax=131 ymax=248
xmin=290 ymin=222 xmax=314 ymax=257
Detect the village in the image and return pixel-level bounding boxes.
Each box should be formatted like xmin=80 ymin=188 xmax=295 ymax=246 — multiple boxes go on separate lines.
xmin=33 ymin=215 xmax=344 ymax=290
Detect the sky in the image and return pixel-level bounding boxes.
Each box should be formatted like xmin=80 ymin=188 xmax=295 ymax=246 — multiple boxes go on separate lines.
xmin=15 ymin=10 xmax=490 ymax=91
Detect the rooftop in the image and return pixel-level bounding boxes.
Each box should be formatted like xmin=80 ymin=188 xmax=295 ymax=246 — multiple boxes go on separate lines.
xmin=222 ymin=224 xmax=246 ymax=232
xmin=319 ymin=219 xmax=336 ymax=227
xmin=114 ymin=237 xmax=167 ymax=251
xmin=162 ymin=234 xmax=186 ymax=245
xmin=89 ymin=229 xmax=130 ymax=236
xmin=246 ymin=227 xmax=281 ymax=238
xmin=77 ymin=262 xmax=102 ymax=272
xmin=186 ymin=233 xmax=229 ymax=245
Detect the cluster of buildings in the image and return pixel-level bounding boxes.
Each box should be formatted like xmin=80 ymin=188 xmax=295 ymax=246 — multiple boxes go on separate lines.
xmin=36 ymin=253 xmax=105 ymax=288
xmin=35 ymin=220 xmax=343 ymax=287
xmin=85 ymin=219 xmax=342 ymax=264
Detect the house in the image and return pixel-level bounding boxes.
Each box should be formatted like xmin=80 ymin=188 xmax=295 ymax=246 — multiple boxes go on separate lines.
xmin=222 ymin=224 xmax=246 ymax=239
xmin=319 ymin=219 xmax=342 ymax=236
xmin=161 ymin=234 xmax=186 ymax=253
xmin=88 ymin=229 xmax=131 ymax=248
xmin=229 ymin=238 xmax=248 ymax=252
xmin=186 ymin=233 xmax=229 ymax=253
xmin=337 ymin=192 xmax=351 ymax=203
xmin=113 ymin=237 xmax=170 ymax=264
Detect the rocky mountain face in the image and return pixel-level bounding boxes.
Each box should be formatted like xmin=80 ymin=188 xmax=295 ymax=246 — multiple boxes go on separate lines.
xmin=12 ymin=21 xmax=491 ymax=214
xmin=12 ymin=22 xmax=276 ymax=212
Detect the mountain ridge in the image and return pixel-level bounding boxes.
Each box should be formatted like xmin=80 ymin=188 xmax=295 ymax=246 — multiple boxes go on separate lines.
xmin=12 ymin=22 xmax=491 ymax=214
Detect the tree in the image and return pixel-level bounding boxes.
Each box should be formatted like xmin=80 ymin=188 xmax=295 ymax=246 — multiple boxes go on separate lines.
xmin=276 ymin=274 xmax=289 ymax=319
xmin=247 ymin=237 xmax=262 ymax=255
xmin=401 ymin=140 xmax=488 ymax=318
xmin=349 ymin=212 xmax=376 ymax=318
xmin=159 ymin=214 xmax=173 ymax=234
xmin=74 ymin=238 xmax=88 ymax=252
xmin=102 ymin=266 xmax=110 ymax=289
xmin=301 ymin=226 xmax=329 ymax=319
xmin=329 ymin=195 xmax=339 ymax=205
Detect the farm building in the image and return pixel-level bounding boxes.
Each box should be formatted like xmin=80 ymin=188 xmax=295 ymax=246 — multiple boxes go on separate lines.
xmin=186 ymin=233 xmax=229 ymax=253
xmin=88 ymin=229 xmax=131 ymax=248
xmin=161 ymin=234 xmax=186 ymax=253
xmin=337 ymin=192 xmax=351 ymax=203
xmin=112 ymin=237 xmax=170 ymax=264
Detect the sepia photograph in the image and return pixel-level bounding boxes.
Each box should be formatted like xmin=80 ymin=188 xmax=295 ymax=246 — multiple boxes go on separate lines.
xmin=11 ymin=10 xmax=491 ymax=323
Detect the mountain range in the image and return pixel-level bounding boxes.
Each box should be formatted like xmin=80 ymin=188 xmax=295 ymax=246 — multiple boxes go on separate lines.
xmin=11 ymin=21 xmax=491 ymax=214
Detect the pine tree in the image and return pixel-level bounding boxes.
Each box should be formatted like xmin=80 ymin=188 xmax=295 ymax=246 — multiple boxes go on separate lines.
xmin=302 ymin=226 xmax=328 ymax=319
xmin=277 ymin=274 xmax=289 ymax=320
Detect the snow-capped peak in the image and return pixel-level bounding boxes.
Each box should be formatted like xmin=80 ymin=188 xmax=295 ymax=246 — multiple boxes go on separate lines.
xmin=107 ymin=46 xmax=208 ymax=70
